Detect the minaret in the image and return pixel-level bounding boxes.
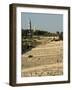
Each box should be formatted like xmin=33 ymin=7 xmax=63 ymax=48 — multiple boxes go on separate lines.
xmin=34 ymin=26 xmax=36 ymax=32
xmin=29 ymin=19 xmax=31 ymax=31
xmin=29 ymin=18 xmax=32 ymax=38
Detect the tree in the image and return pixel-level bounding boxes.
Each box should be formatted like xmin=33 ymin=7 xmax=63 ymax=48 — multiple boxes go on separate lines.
xmin=56 ymin=31 xmax=59 ymax=36
xmin=59 ymin=32 xmax=63 ymax=40
xmin=56 ymin=31 xmax=63 ymax=40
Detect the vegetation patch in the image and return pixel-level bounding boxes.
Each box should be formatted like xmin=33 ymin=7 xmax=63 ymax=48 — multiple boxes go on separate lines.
xmin=28 ymin=55 xmax=33 ymax=58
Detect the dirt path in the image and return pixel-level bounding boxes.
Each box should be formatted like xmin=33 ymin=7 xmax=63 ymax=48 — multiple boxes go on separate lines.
xmin=22 ymin=63 xmax=63 ymax=72
xmin=21 ymin=41 xmax=63 ymax=77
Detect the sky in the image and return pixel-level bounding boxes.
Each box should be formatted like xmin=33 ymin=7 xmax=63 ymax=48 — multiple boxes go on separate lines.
xmin=21 ymin=12 xmax=63 ymax=33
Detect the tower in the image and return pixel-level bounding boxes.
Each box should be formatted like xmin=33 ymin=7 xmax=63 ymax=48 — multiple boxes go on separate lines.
xmin=29 ymin=19 xmax=31 ymax=31
xmin=28 ymin=18 xmax=32 ymax=38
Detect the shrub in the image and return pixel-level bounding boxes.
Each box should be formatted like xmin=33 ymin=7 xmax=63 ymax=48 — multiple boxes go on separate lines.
xmin=28 ymin=55 xmax=33 ymax=58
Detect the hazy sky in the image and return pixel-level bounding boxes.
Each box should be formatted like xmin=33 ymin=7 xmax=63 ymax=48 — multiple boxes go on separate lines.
xmin=21 ymin=12 xmax=63 ymax=33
